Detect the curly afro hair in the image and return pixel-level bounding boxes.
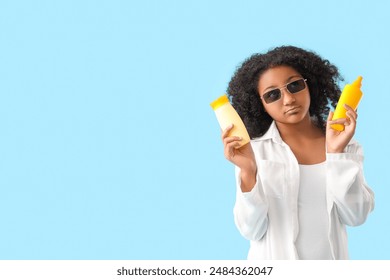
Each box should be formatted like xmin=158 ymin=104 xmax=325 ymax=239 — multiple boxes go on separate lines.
xmin=227 ymin=45 xmax=343 ymax=139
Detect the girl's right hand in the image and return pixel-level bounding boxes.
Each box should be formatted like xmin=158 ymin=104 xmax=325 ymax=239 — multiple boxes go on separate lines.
xmin=222 ymin=124 xmax=257 ymax=176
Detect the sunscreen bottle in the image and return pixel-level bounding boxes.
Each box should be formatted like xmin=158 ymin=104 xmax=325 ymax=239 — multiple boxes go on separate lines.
xmin=331 ymin=76 xmax=363 ymax=131
xmin=210 ymin=95 xmax=250 ymax=148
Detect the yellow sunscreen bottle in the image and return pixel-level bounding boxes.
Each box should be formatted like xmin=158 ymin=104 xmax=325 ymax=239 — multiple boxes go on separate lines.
xmin=331 ymin=76 xmax=363 ymax=131
xmin=210 ymin=95 xmax=250 ymax=148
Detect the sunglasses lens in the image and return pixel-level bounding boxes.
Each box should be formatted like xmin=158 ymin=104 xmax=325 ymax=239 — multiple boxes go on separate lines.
xmin=287 ymin=79 xmax=306 ymax=94
xmin=263 ymin=89 xmax=281 ymax=104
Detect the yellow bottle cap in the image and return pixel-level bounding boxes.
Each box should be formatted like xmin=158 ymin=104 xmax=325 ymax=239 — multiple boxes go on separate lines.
xmin=352 ymin=76 xmax=363 ymax=88
xmin=210 ymin=95 xmax=229 ymax=110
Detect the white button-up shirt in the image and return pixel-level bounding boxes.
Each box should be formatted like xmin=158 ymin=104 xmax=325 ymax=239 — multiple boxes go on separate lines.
xmin=233 ymin=121 xmax=375 ymax=259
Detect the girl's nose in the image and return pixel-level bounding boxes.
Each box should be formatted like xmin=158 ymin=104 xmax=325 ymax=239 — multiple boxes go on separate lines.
xmin=282 ymin=88 xmax=296 ymax=105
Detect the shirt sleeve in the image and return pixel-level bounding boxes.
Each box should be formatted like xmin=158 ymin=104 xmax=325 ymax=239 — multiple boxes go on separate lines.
xmin=326 ymin=141 xmax=375 ymax=226
xmin=233 ymin=166 xmax=269 ymax=241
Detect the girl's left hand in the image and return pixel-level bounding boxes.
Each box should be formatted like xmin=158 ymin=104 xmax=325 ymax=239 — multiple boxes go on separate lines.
xmin=326 ymin=104 xmax=358 ymax=153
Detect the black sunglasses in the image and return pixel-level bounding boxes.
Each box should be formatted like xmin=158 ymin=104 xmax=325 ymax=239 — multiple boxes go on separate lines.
xmin=261 ymin=78 xmax=307 ymax=104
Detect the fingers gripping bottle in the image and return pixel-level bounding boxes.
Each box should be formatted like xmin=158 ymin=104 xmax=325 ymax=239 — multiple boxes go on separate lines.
xmin=210 ymin=95 xmax=250 ymax=148
xmin=331 ymin=76 xmax=364 ymax=131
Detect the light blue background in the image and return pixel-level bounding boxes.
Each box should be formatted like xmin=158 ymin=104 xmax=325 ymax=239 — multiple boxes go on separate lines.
xmin=0 ymin=0 xmax=388 ymax=259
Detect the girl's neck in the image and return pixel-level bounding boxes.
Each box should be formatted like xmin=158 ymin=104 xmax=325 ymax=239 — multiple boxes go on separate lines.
xmin=275 ymin=115 xmax=324 ymax=142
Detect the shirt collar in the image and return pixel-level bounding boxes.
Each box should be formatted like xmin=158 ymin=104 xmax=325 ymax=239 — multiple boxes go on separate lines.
xmin=255 ymin=120 xmax=358 ymax=147
xmin=254 ymin=121 xmax=284 ymax=145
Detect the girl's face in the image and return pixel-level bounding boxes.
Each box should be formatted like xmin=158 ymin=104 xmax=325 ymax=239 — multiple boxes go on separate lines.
xmin=257 ymin=65 xmax=310 ymax=125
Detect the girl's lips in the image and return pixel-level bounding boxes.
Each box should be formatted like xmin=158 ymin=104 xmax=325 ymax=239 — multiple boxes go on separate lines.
xmin=285 ymin=106 xmax=300 ymax=114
